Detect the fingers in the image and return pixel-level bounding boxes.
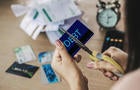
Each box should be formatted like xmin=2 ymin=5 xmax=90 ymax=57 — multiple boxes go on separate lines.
xmin=53 ymin=48 xmax=62 ymax=62
xmin=103 ymin=46 xmax=116 ymax=57
xmin=86 ymin=62 xmax=114 ymax=77
xmin=55 ymin=40 xmax=72 ymax=62
xmin=104 ymin=71 xmax=113 ymax=77
xmin=74 ymin=54 xmax=82 ymax=63
xmin=103 ymin=46 xmax=127 ymax=70
xmin=111 ymin=76 xmax=118 ymax=81
xmin=104 ymin=71 xmax=118 ymax=81
xmin=86 ymin=61 xmax=119 ymax=81
xmin=95 ymin=61 xmax=119 ymax=73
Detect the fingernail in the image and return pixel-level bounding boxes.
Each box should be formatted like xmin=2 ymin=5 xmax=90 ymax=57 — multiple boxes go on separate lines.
xmin=112 ymin=76 xmax=118 ymax=81
xmin=86 ymin=62 xmax=94 ymax=69
xmin=55 ymin=40 xmax=62 ymax=48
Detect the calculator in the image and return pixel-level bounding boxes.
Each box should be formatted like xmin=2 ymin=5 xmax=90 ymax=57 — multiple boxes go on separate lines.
xmin=101 ymin=30 xmax=125 ymax=52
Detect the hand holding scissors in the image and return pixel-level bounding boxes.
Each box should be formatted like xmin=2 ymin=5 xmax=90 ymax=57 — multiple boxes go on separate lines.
xmin=59 ymin=28 xmax=124 ymax=77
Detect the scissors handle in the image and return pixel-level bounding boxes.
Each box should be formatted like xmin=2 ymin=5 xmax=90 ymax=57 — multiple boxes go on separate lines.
xmin=89 ymin=51 xmax=124 ymax=77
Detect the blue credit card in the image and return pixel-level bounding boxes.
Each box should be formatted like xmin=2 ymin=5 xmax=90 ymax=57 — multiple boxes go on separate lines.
xmin=38 ymin=51 xmax=54 ymax=64
xmin=59 ymin=20 xmax=94 ymax=56
xmin=42 ymin=64 xmax=60 ymax=83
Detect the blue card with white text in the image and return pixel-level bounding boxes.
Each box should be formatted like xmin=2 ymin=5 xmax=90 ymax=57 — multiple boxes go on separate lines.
xmin=59 ymin=20 xmax=94 ymax=56
xmin=41 ymin=64 xmax=60 ymax=84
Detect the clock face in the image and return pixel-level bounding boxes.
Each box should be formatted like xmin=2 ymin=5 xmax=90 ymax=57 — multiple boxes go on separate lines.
xmin=97 ymin=9 xmax=118 ymax=28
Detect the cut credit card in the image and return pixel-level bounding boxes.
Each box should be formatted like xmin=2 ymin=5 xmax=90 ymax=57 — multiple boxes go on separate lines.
xmin=5 ymin=62 xmax=39 ymax=78
xmin=41 ymin=64 xmax=60 ymax=84
xmin=38 ymin=51 xmax=54 ymax=64
xmin=59 ymin=20 xmax=94 ymax=56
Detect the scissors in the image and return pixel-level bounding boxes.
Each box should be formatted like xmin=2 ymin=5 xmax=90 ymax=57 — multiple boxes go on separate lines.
xmin=59 ymin=28 xmax=124 ymax=77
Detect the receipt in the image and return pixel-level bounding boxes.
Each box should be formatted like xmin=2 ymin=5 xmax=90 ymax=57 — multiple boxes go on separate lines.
xmin=37 ymin=0 xmax=82 ymax=23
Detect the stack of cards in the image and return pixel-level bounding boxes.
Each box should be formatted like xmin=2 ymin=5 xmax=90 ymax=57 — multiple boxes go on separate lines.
xmin=38 ymin=51 xmax=61 ymax=84
xmin=5 ymin=45 xmax=39 ymax=78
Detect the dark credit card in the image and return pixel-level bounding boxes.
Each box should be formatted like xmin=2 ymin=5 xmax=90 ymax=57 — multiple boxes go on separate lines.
xmin=59 ymin=20 xmax=94 ymax=56
xmin=5 ymin=62 xmax=39 ymax=78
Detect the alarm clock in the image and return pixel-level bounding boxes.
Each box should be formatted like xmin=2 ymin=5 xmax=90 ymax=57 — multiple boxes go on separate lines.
xmin=96 ymin=0 xmax=121 ymax=30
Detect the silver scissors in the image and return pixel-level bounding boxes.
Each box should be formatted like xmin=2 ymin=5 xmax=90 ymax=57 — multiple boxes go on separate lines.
xmin=59 ymin=28 xmax=124 ymax=77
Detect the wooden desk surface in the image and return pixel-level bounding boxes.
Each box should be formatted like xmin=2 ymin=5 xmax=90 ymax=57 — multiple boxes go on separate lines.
xmin=0 ymin=0 xmax=125 ymax=90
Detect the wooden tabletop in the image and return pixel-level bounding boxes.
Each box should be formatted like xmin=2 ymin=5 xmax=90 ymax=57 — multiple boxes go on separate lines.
xmin=0 ymin=0 xmax=125 ymax=90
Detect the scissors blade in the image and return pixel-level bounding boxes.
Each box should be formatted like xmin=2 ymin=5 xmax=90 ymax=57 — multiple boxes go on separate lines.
xmin=59 ymin=28 xmax=93 ymax=55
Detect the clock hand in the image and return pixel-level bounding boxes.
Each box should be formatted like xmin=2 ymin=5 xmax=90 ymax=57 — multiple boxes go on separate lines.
xmin=107 ymin=15 xmax=110 ymax=24
xmin=107 ymin=14 xmax=112 ymax=19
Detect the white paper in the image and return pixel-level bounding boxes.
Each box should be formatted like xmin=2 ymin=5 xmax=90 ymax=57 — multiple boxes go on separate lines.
xmin=25 ymin=21 xmax=39 ymax=36
xmin=20 ymin=11 xmax=34 ymax=31
xmin=37 ymin=0 xmax=82 ymax=23
xmin=20 ymin=9 xmax=42 ymax=36
xmin=11 ymin=0 xmax=82 ymax=41
xmin=45 ymin=31 xmax=62 ymax=45
xmin=11 ymin=4 xmax=27 ymax=17
xmin=45 ymin=21 xmax=64 ymax=31
xmin=32 ymin=25 xmax=43 ymax=40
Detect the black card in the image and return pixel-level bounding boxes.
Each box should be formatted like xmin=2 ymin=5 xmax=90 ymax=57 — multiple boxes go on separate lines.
xmin=5 ymin=62 xmax=39 ymax=78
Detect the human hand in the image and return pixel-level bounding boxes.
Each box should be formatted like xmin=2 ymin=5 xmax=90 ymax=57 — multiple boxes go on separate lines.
xmin=51 ymin=40 xmax=88 ymax=90
xmin=87 ymin=46 xmax=128 ymax=81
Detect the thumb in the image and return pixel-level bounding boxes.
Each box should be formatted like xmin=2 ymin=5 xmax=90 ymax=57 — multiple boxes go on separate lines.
xmin=55 ymin=40 xmax=72 ymax=60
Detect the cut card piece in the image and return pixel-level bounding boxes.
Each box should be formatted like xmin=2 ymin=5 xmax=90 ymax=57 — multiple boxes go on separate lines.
xmin=6 ymin=62 xmax=39 ymax=78
xmin=14 ymin=45 xmax=36 ymax=64
xmin=38 ymin=51 xmax=54 ymax=64
xmin=59 ymin=20 xmax=94 ymax=56
xmin=41 ymin=64 xmax=61 ymax=84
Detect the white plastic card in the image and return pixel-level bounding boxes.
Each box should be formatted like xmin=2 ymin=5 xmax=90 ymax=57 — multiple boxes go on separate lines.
xmin=14 ymin=45 xmax=36 ymax=64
